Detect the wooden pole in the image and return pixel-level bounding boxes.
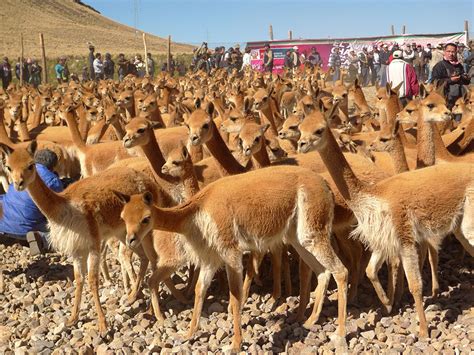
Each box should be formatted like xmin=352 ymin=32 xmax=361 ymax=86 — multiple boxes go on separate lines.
xmin=19 ymin=34 xmax=24 ymax=86
xmin=167 ymin=35 xmax=171 ymax=75
xmin=269 ymin=25 xmax=274 ymax=41
xmin=288 ymin=30 xmax=293 ymax=40
xmin=391 ymin=25 xmax=395 ymax=36
xmin=402 ymin=25 xmax=406 ymax=35
xmin=39 ymin=33 xmax=48 ymax=83
xmin=142 ymin=32 xmax=149 ymax=75
xmin=465 ymin=20 xmax=469 ymax=44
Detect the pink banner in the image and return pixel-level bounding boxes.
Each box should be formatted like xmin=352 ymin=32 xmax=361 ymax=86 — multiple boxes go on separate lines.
xmin=248 ymin=32 xmax=467 ymax=73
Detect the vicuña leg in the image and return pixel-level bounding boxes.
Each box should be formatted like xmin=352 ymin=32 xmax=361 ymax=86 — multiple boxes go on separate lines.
xmin=282 ymin=245 xmax=293 ymax=296
xmin=400 ymin=243 xmax=428 ymax=338
xmin=67 ymin=255 xmax=87 ymax=327
xmin=296 ymin=259 xmax=312 ymax=322
xmin=366 ymin=251 xmax=391 ymax=313
xmin=225 ymin=263 xmax=244 ymax=352
xmin=87 ymin=248 xmax=108 ymax=337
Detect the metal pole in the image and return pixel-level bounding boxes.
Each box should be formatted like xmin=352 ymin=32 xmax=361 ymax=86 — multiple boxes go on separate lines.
xmin=39 ymin=33 xmax=48 ymax=83
xmin=269 ymin=25 xmax=274 ymax=41
xmin=288 ymin=30 xmax=293 ymax=40
xmin=142 ymin=32 xmax=149 ymax=75
xmin=402 ymin=25 xmax=406 ymax=35
xmin=391 ymin=25 xmax=395 ymax=36
xmin=20 ymin=34 xmax=24 ymax=86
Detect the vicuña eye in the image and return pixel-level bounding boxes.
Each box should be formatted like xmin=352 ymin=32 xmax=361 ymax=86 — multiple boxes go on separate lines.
xmin=137 ymin=128 xmax=146 ymax=134
xmin=427 ymin=104 xmax=435 ymax=109
xmin=202 ymin=123 xmax=209 ymax=130
xmin=141 ymin=216 xmax=150 ymax=225
xmin=314 ymin=128 xmax=324 ymax=135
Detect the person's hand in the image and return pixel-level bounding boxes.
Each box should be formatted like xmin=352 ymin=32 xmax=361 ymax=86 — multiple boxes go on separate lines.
xmin=450 ymin=75 xmax=461 ymax=82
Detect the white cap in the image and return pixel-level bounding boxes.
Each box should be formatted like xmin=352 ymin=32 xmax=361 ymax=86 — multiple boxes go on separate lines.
xmin=293 ymin=46 xmax=298 ymax=50
xmin=393 ymin=50 xmax=403 ymax=59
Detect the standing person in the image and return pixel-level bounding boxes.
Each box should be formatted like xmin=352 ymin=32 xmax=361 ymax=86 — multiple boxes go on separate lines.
xmin=372 ymin=46 xmax=381 ymax=84
xmin=0 ymin=57 xmax=12 ymax=89
xmin=117 ymin=53 xmax=128 ymax=81
xmin=28 ymin=60 xmax=42 ymax=88
xmin=241 ymin=47 xmax=251 ymax=71
xmin=103 ymin=53 xmax=115 ymax=80
xmin=291 ymin=46 xmax=300 ymax=72
xmin=386 ymin=50 xmax=419 ymax=107
xmin=378 ymin=44 xmax=390 ymax=85
xmin=135 ymin=55 xmax=146 ymax=77
xmin=81 ymin=66 xmax=90 ymax=82
xmin=413 ymin=45 xmax=424 ymax=81
xmin=233 ymin=44 xmax=243 ymax=70
xmin=307 ymin=47 xmax=322 ymax=68
xmin=283 ymin=50 xmax=293 ymax=71
xmin=88 ymin=44 xmax=95 ymax=81
xmin=93 ymin=53 xmax=104 ymax=80
xmin=366 ymin=47 xmax=376 ymax=86
xmin=54 ymin=57 xmax=66 ymax=84
xmin=427 ymin=43 xmax=443 ymax=83
xmin=15 ymin=58 xmax=29 ymax=83
xmin=431 ymin=43 xmax=470 ymax=109
xmin=169 ymin=55 xmax=176 ymax=76
xmin=146 ymin=52 xmax=155 ymax=77
xmin=358 ymin=48 xmax=369 ymax=86
xmin=328 ymin=46 xmax=341 ymax=81
xmin=263 ymin=43 xmax=273 ymax=73
xmin=128 ymin=58 xmax=138 ymax=77
xmin=424 ymin=43 xmax=435 ymax=82
xmin=178 ymin=61 xmax=187 ymax=76
xmin=347 ymin=50 xmax=359 ymax=82
xmin=403 ymin=44 xmax=415 ymax=65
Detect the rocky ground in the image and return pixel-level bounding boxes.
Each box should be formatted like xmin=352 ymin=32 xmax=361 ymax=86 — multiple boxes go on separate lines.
xmin=0 ymin=237 xmax=472 ymax=354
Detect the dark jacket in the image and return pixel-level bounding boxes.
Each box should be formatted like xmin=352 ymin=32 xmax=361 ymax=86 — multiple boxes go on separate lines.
xmin=379 ymin=51 xmax=390 ymax=65
xmin=103 ymin=58 xmax=115 ymax=79
xmin=284 ymin=55 xmax=293 ymax=69
xmin=89 ymin=49 xmax=95 ymax=80
xmin=432 ymin=59 xmax=470 ymax=103
xmin=0 ymin=164 xmax=63 ymax=236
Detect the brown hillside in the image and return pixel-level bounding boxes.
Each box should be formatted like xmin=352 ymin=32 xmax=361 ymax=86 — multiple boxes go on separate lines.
xmin=0 ymin=0 xmax=194 ymax=58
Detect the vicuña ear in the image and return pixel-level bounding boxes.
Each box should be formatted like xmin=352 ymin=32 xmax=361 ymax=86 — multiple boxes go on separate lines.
xmin=435 ymin=81 xmax=446 ymax=96
xmin=243 ymin=97 xmax=253 ymax=115
xmin=27 ymin=140 xmax=38 ymax=157
xmin=419 ymin=83 xmax=427 ymax=99
xmin=145 ymin=119 xmax=162 ymax=129
xmin=0 ymin=143 xmax=14 ymax=156
xmin=392 ymin=119 xmax=401 ymax=137
xmin=194 ymin=97 xmax=201 ymax=109
xmin=142 ymin=191 xmax=153 ymax=205
xmin=206 ymin=102 xmax=215 ymax=116
xmin=259 ymin=123 xmax=270 ymax=134
xmin=112 ymin=190 xmax=130 ymax=204
xmin=181 ymin=144 xmax=189 ymax=159
xmin=326 ymin=102 xmax=339 ymax=121
xmin=354 ymin=78 xmax=360 ymax=88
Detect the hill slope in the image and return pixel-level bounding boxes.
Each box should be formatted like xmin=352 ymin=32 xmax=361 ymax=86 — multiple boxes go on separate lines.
xmin=0 ymin=0 xmax=194 ymax=58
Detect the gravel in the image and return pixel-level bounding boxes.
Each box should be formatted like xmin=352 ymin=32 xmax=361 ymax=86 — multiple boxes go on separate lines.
xmin=0 ymin=238 xmax=472 ymax=353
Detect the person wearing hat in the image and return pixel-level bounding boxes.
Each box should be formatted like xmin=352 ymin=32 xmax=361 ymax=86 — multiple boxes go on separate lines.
xmin=134 ymin=54 xmax=146 ymax=77
xmin=291 ymin=46 xmax=300 ymax=71
xmin=117 ymin=53 xmax=129 ymax=82
xmin=93 ymin=52 xmax=104 ymax=80
xmin=263 ymin=43 xmax=273 ymax=73
xmin=0 ymin=57 xmax=12 ymax=89
xmin=307 ymin=47 xmax=323 ymax=68
xmin=403 ymin=44 xmax=415 ymax=65
xmin=387 ymin=50 xmax=419 ymax=107
xmin=432 ymin=43 xmax=470 ymax=109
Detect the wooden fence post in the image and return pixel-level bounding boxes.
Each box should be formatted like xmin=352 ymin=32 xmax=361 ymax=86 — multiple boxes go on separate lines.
xmin=167 ymin=35 xmax=171 ymax=74
xmin=142 ymin=32 xmax=149 ymax=75
xmin=465 ymin=20 xmax=469 ymax=44
xmin=39 ymin=33 xmax=48 ymax=83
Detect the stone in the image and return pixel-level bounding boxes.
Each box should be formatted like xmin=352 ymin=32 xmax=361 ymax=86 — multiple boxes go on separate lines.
xmin=361 ymin=330 xmax=376 ymax=340
xmin=208 ymin=302 xmax=224 ymax=314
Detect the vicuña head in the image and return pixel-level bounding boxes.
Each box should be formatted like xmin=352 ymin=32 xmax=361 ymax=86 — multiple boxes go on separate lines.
xmin=114 ymin=191 xmax=154 ymax=248
xmin=237 ymin=122 xmax=269 ymax=157
xmin=297 ymin=102 xmax=338 ymax=153
xmin=161 ymin=144 xmax=192 ymax=177
xmin=186 ymin=99 xmax=215 ymax=146
xmin=123 ymin=117 xmax=159 ymax=148
xmin=0 ymin=140 xmax=38 ymax=191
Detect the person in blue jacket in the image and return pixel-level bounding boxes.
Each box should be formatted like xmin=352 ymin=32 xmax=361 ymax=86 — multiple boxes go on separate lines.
xmin=0 ymin=149 xmax=63 ymax=255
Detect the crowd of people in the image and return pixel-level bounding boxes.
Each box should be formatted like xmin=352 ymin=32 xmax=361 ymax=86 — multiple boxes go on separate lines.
xmin=0 ymin=56 xmax=43 ymax=89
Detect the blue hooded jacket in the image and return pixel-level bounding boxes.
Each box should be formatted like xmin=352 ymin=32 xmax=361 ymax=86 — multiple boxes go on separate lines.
xmin=0 ymin=164 xmax=63 ymax=236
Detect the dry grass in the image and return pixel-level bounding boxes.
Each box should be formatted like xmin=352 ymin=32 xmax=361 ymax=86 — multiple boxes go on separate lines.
xmin=0 ymin=0 xmax=194 ymax=59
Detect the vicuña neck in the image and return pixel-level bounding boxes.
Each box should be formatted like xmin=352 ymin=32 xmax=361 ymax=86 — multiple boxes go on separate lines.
xmin=17 ymin=121 xmax=30 ymax=141
xmin=388 ymin=133 xmax=410 ymax=173
xmin=0 ymin=109 xmax=14 ymax=146
xmin=432 ymin=122 xmax=454 ymax=161
xmin=251 ymin=143 xmax=271 ymax=169
xmin=318 ymin=129 xmax=365 ymax=201
xmin=205 ymin=120 xmax=247 ymax=176
xmin=152 ymin=200 xmax=197 ymax=235
xmin=140 ymin=133 xmax=180 ymax=204
xmin=416 ymin=115 xmax=435 ymax=168
xmin=27 ymin=170 xmax=68 ymax=224
xmin=110 ymin=120 xmax=125 ymax=140
xmin=64 ymin=111 xmax=86 ymax=150
xmin=258 ymin=106 xmax=279 ymax=136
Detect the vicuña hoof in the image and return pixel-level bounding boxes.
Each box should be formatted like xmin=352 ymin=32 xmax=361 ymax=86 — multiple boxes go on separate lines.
xmin=66 ymin=316 xmax=78 ymax=327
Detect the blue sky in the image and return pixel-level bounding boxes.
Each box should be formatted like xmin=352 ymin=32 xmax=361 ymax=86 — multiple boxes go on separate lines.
xmin=87 ymin=0 xmax=473 ymax=47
